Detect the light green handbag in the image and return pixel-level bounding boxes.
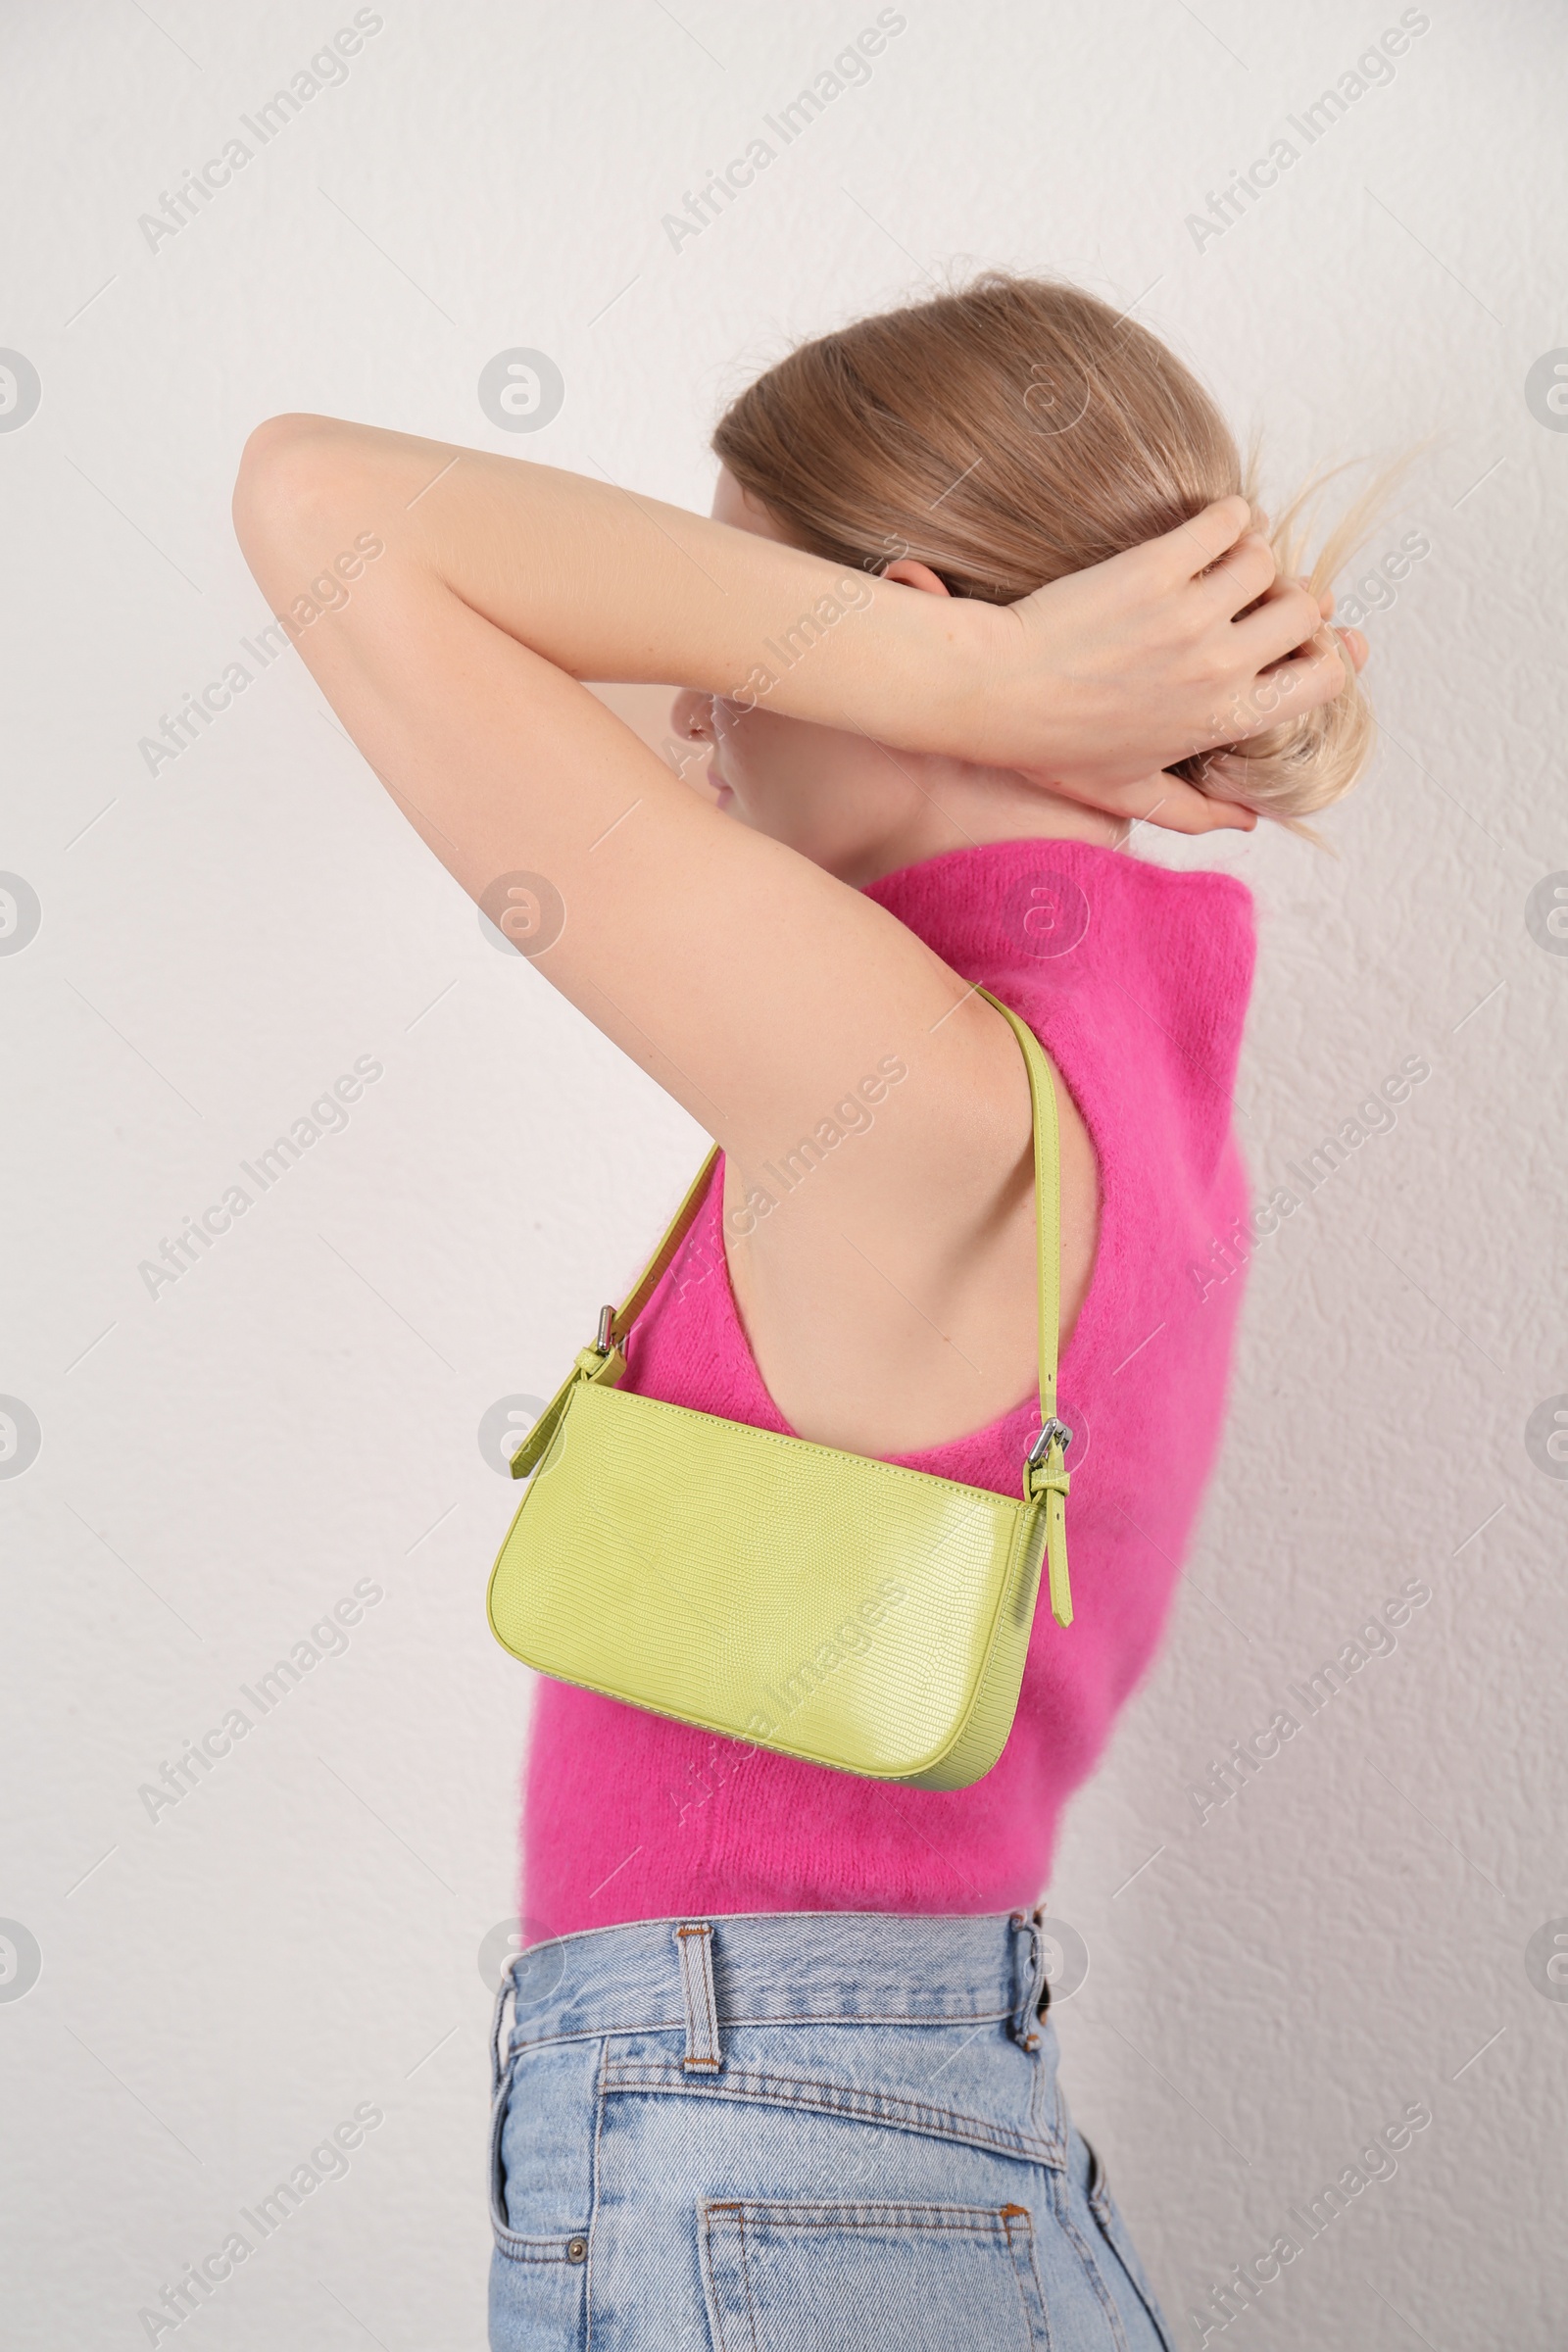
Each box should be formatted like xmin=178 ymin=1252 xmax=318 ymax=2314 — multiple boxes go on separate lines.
xmin=486 ymin=987 xmax=1073 ymax=1791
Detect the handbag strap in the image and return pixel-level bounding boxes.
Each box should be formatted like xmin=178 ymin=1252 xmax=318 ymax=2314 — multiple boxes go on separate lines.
xmin=603 ymin=1146 xmax=724 ymax=1346
xmin=510 ymin=985 xmax=1073 ymax=1627
xmin=974 ymin=987 xmax=1073 ymax=1628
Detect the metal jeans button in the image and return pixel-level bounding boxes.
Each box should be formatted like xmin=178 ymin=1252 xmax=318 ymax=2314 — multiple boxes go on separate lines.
xmin=566 ymin=2235 xmax=588 ymax=2264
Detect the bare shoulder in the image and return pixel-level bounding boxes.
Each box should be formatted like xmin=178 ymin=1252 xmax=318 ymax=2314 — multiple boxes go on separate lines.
xmin=718 ymin=985 xmax=1102 ymax=1459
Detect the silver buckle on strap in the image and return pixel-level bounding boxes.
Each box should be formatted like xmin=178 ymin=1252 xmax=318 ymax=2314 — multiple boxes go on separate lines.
xmin=1026 ymin=1417 xmax=1073 ymax=1466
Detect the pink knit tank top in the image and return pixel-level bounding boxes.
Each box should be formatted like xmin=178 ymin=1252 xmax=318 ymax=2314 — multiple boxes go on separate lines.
xmin=520 ymin=837 xmax=1256 ymax=1935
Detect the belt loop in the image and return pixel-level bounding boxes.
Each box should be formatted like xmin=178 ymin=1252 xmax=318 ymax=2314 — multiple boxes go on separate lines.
xmin=673 ymin=1921 xmax=722 ymax=2073
xmin=1007 ymin=1910 xmax=1046 ymax=2052
xmin=490 ymin=1950 xmax=520 ymax=2099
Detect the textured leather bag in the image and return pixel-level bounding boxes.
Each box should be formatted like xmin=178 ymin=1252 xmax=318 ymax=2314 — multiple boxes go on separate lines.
xmin=486 ymin=987 xmax=1073 ymax=1790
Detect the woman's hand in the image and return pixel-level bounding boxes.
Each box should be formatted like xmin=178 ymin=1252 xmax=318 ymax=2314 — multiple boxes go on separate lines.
xmin=234 ymin=430 xmax=1358 ymax=841
xmin=956 ymin=496 xmax=1367 ymax=828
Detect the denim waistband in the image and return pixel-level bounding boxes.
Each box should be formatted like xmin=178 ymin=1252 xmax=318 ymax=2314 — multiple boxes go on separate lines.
xmin=491 ymin=1908 xmax=1054 ymax=2092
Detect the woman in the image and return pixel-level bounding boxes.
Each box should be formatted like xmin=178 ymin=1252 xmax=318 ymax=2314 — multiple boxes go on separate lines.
xmin=233 ymin=275 xmax=1370 ymax=2349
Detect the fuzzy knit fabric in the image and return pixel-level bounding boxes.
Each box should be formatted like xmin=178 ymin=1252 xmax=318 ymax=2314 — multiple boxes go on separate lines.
xmin=519 ymin=837 xmax=1256 ymax=1935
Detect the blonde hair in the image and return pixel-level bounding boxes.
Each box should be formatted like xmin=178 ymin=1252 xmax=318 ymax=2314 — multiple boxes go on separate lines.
xmin=713 ymin=272 xmax=1389 ymax=843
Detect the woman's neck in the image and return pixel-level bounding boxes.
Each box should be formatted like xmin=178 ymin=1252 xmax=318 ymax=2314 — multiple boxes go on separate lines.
xmin=830 ymin=760 xmax=1126 ymax=889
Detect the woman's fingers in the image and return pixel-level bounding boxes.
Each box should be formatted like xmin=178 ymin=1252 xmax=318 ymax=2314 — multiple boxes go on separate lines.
xmin=1096 ymin=768 xmax=1259 ymax=835
xmin=991 ymin=496 xmax=1367 ymax=793
xmin=1161 ymin=789 xmax=1259 ymax=835
xmin=1221 ymin=637 xmax=1351 ymax=740
xmin=1317 ymin=588 xmax=1370 ymax=675
xmin=1153 ymin=493 xmax=1255 ymax=581
xmin=1228 ymin=580 xmax=1336 ymax=675
xmin=1015 ymin=759 xmax=1258 ymax=833
xmin=1198 ymin=529 xmax=1277 ymax=617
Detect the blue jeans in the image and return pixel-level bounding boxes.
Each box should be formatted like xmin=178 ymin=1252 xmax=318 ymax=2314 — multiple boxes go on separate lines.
xmin=489 ymin=1908 xmax=1174 ymax=2349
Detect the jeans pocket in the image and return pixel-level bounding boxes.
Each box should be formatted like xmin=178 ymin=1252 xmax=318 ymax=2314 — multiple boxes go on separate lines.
xmin=488 ymin=2046 xmax=594 ymax=2350
xmin=698 ymin=2198 xmax=1050 ymax=2350
xmin=1082 ymin=2138 xmax=1175 ymax=2352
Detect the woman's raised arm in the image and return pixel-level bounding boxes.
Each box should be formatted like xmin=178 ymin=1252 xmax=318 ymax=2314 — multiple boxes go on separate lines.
xmin=234 ymin=416 xmax=1334 ymax=1155
xmin=233 ymin=416 xmax=1341 ymax=800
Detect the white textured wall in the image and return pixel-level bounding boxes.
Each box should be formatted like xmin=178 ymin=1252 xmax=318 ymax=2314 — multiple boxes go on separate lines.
xmin=3 ymin=4 xmax=1565 ymax=2345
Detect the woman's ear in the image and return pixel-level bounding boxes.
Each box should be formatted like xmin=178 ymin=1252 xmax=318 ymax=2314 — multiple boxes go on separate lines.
xmin=881 ymin=558 xmax=952 ymax=597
